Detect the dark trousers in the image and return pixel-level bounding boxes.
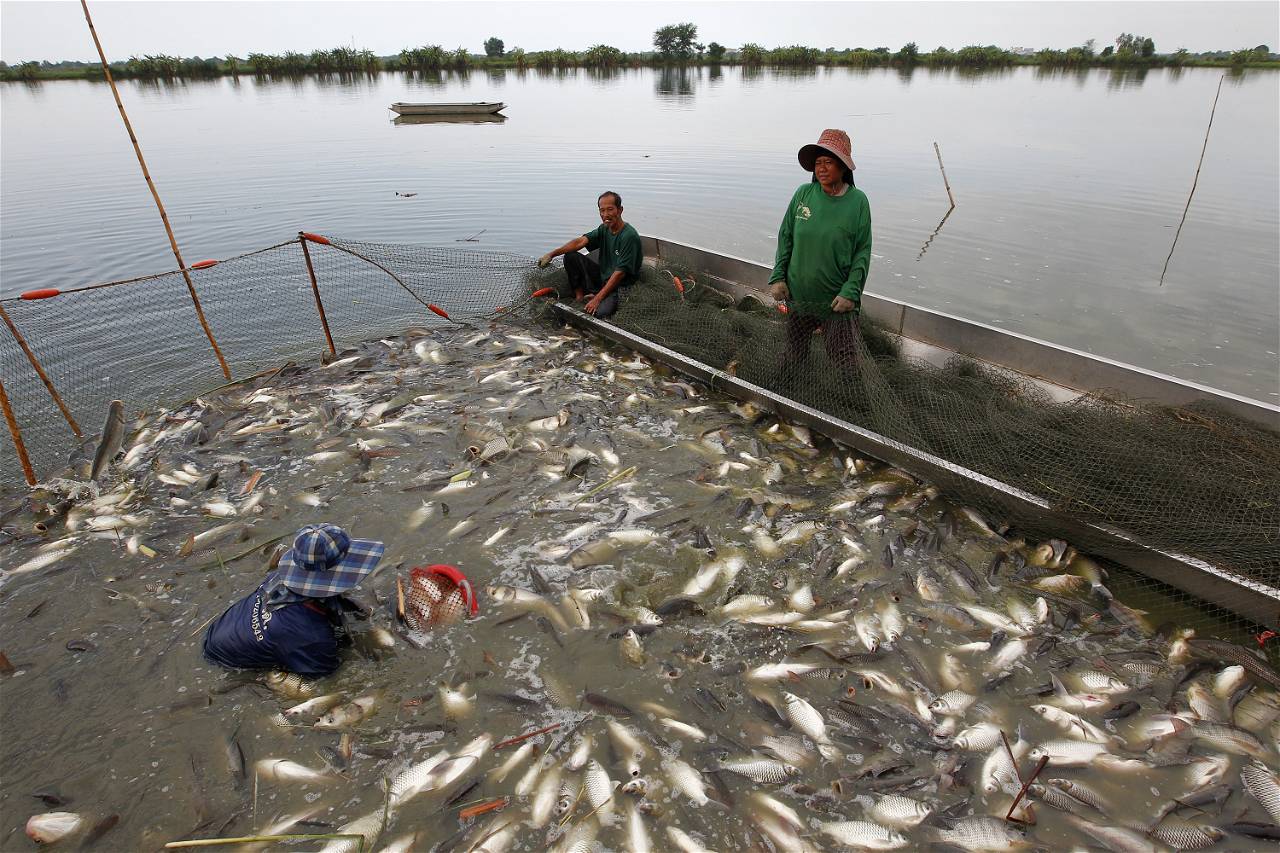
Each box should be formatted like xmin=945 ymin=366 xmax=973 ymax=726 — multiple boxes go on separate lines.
xmin=778 ymin=311 xmax=863 ymax=385
xmin=561 ymin=251 xmax=619 ymax=319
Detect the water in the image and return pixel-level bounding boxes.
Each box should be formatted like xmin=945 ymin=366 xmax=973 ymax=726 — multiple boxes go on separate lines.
xmin=1 ymin=65 xmax=1277 ymax=402
xmin=0 ymin=322 xmax=1274 ymax=850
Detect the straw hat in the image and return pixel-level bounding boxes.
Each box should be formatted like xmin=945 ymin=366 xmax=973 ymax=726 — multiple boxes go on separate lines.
xmin=798 ymin=128 xmax=856 ymax=173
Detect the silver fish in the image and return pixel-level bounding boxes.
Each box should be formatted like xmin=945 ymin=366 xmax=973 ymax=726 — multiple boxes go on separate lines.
xmin=90 ymin=399 xmax=126 ymax=481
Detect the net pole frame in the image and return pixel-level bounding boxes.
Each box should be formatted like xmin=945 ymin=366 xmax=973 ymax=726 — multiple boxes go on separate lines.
xmin=0 ymin=302 xmax=82 ymax=438
xmin=79 ymin=0 xmax=232 ymax=381
xmin=0 ymin=375 xmax=37 ymax=486
xmin=298 ymin=234 xmax=338 ymax=357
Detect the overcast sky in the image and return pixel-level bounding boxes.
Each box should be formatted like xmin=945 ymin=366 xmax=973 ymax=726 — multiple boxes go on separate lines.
xmin=3 ymin=0 xmax=1277 ymax=63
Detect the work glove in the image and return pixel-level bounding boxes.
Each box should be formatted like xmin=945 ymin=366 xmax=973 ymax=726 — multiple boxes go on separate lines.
xmin=537 ymin=254 xmax=553 ymax=269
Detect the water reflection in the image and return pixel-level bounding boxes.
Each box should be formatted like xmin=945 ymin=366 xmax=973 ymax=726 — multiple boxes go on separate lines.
xmin=656 ymin=65 xmax=696 ymax=101
xmin=485 ymin=68 xmax=507 ymax=85
xmin=392 ymin=113 xmax=507 ymax=125
xmin=708 ymin=63 xmax=723 ymax=83
xmin=1106 ymin=66 xmax=1150 ymax=90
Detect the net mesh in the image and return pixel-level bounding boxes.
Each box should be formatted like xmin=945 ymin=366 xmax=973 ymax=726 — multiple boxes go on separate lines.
xmin=403 ymin=567 xmax=473 ymax=631
xmin=1 ymin=234 xmax=1276 ymax=648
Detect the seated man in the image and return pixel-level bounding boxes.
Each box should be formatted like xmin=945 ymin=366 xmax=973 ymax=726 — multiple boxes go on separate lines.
xmin=538 ymin=191 xmax=643 ymax=318
xmin=203 ymin=523 xmax=383 ymax=677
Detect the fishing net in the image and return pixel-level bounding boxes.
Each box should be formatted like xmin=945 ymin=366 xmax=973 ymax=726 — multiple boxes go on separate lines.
xmin=402 ymin=565 xmax=480 ymax=631
xmin=1 ymin=233 xmax=1276 ymax=646
xmin=593 ymin=268 xmax=1280 ymax=574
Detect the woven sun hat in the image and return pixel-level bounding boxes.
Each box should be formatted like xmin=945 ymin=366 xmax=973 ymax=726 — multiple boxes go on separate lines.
xmin=277 ymin=523 xmax=385 ymax=598
xmin=798 ymin=128 xmax=856 ymax=173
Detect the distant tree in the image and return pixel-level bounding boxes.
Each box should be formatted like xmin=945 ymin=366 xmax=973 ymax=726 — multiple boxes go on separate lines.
xmin=1083 ymin=38 xmax=1096 ymax=57
xmin=224 ymin=54 xmax=241 ymax=74
xmin=653 ymin=22 xmax=699 ymax=61
xmin=484 ymin=37 xmax=504 ymax=58
xmin=583 ymin=44 xmax=623 ymax=68
xmin=1141 ymin=37 xmax=1155 ymax=57
xmin=706 ymin=41 xmax=726 ymax=62
xmin=452 ymin=46 xmax=471 ymax=69
xmin=1100 ymin=45 xmax=1114 ymax=58
xmin=1170 ymin=47 xmax=1190 ymax=66
xmin=1254 ymin=44 xmax=1270 ymax=55
xmin=739 ymin=42 xmax=765 ymax=65
xmin=509 ymin=47 xmax=527 ymax=69
xmin=896 ymin=42 xmax=919 ymax=63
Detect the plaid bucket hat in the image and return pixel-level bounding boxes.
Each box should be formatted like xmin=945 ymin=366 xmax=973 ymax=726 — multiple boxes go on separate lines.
xmin=277 ymin=523 xmax=384 ymax=598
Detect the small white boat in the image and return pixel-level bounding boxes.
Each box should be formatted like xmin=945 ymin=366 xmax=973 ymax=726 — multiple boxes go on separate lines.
xmin=389 ymin=102 xmax=505 ymax=116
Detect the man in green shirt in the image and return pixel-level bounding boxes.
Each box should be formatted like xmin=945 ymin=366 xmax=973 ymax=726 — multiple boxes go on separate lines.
xmin=768 ymin=129 xmax=872 ymax=379
xmin=538 ymin=191 xmax=644 ymax=319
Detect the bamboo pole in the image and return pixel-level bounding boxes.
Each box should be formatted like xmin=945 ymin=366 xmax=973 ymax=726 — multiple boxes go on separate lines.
xmin=933 ymin=142 xmax=956 ymax=209
xmin=299 ymin=235 xmax=338 ymax=357
xmin=0 ymin=303 xmax=82 ymax=437
xmin=1159 ymin=75 xmax=1224 ymax=286
xmin=79 ymin=0 xmax=231 ymax=380
xmin=0 ymin=376 xmax=37 ymax=485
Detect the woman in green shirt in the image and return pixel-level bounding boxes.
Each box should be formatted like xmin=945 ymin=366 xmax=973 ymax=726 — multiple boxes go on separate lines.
xmin=768 ymin=128 xmax=872 ymax=380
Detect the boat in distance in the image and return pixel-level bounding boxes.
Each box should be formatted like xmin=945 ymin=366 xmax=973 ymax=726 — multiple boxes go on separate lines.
xmin=389 ymin=101 xmax=506 ymax=116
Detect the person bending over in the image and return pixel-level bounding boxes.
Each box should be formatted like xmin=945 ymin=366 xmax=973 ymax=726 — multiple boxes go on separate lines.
xmin=203 ymin=523 xmax=383 ymax=677
xmin=538 ymin=191 xmax=643 ymax=318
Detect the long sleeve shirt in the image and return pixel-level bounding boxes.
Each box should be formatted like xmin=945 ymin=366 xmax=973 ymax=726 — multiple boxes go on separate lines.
xmin=769 ymin=182 xmax=873 ymax=317
xmin=202 ymin=578 xmax=345 ymax=677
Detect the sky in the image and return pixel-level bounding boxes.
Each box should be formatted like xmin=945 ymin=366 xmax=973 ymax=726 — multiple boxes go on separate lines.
xmin=2 ymin=0 xmax=1277 ymax=63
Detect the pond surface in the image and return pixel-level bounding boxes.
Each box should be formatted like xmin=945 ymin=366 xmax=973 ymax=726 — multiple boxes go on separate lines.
xmin=1 ymin=65 xmax=1277 ymax=401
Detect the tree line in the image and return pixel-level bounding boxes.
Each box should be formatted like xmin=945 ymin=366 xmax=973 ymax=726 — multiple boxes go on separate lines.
xmin=2 ymin=25 xmax=1274 ymax=81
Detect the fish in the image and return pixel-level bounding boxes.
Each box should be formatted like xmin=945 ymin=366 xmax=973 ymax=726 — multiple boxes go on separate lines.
xmin=869 ymin=794 xmax=934 ymax=829
xmin=1241 ymin=760 xmax=1280 ymax=823
xmin=1060 ymin=814 xmax=1163 ymax=852
xmin=663 ymin=758 xmax=711 ymax=805
xmin=926 ymin=816 xmax=1028 ymax=851
xmin=819 ymin=820 xmax=908 ymax=850
xmin=583 ymin=758 xmax=616 ymax=821
xmin=255 ymin=758 xmax=333 ymax=783
xmin=25 ymin=812 xmax=83 ymax=844
xmin=260 ymin=671 xmax=318 ymax=699
xmin=317 ymin=809 xmax=385 ymax=853
xmin=781 ymin=691 xmax=839 ymax=759
xmin=314 ymin=695 xmax=376 ymax=729
xmin=717 ymin=757 xmax=799 ymax=784
xmin=90 ymin=399 xmax=126 ymax=480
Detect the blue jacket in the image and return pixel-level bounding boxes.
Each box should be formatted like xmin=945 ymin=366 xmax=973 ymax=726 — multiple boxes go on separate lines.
xmin=202 ymin=579 xmax=343 ymax=677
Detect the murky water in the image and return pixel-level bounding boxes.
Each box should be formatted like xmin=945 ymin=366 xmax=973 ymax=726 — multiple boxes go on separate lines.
xmin=2 ymin=66 xmax=1278 ymax=401
xmin=2 ymin=318 xmax=1276 ymax=851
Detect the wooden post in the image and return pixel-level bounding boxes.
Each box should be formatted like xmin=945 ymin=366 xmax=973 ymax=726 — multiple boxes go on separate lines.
xmin=0 ymin=303 xmax=82 ymax=437
xmin=79 ymin=0 xmax=231 ymax=380
xmin=0 ymin=375 xmax=37 ymax=485
xmin=298 ymin=234 xmax=337 ymax=357
xmin=1160 ymin=75 xmax=1224 ymax=286
xmin=934 ymin=142 xmax=956 ymax=209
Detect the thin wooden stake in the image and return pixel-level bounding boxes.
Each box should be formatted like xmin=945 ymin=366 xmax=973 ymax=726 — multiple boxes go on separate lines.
xmin=1005 ymin=754 xmax=1050 ymax=821
xmin=165 ymin=834 xmax=364 ymax=850
xmin=0 ymin=303 xmax=81 ymax=437
xmin=1159 ymin=75 xmax=1225 ymax=286
xmin=494 ymin=722 xmax=561 ymax=750
xmin=299 ymin=234 xmax=338 ymax=357
xmin=934 ymin=142 xmax=956 ymax=209
xmin=80 ymin=0 xmax=231 ymax=380
xmin=999 ymin=729 xmax=1025 ymax=786
xmin=0 ymin=375 xmax=37 ymax=485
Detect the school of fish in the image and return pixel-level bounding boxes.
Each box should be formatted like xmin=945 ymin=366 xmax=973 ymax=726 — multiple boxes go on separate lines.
xmin=2 ymin=317 xmax=1279 ymax=851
